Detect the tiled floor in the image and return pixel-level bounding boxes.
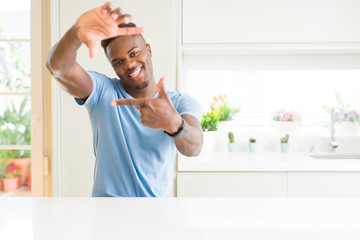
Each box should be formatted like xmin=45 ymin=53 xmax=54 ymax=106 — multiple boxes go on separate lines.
xmin=0 ymin=186 xmax=32 ymax=197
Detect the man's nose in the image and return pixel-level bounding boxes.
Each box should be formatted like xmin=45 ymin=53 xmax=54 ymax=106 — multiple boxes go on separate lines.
xmin=125 ymin=59 xmax=136 ymax=69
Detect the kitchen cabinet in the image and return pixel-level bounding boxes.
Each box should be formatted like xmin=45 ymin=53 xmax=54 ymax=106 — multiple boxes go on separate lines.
xmin=177 ymin=152 xmax=360 ymax=197
xmin=177 ymin=172 xmax=287 ymax=197
xmin=287 ymin=172 xmax=360 ymax=197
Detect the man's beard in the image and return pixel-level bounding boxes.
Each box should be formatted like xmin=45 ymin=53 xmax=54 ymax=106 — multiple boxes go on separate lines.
xmin=135 ymin=79 xmax=149 ymax=90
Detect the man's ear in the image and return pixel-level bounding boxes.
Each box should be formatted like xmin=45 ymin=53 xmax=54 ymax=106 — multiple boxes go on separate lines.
xmin=146 ymin=43 xmax=152 ymax=57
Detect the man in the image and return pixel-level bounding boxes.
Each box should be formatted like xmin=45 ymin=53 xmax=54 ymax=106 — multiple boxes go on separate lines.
xmin=46 ymin=2 xmax=203 ymax=197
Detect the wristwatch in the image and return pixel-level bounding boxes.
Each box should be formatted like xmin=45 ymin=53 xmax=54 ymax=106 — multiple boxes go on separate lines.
xmin=164 ymin=118 xmax=188 ymax=139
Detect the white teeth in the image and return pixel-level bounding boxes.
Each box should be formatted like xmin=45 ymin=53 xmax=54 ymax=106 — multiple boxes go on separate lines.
xmin=130 ymin=67 xmax=141 ymax=77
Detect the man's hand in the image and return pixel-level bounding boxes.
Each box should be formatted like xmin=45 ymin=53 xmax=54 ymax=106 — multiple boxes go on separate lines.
xmin=75 ymin=2 xmax=144 ymax=59
xmin=111 ymin=77 xmax=183 ymax=134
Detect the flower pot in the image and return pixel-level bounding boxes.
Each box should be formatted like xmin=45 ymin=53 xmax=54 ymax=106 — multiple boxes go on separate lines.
xmin=12 ymin=158 xmax=30 ymax=186
xmin=201 ymin=131 xmax=217 ymax=156
xmin=274 ymin=121 xmax=299 ymax=135
xmin=280 ymin=143 xmax=290 ymax=153
xmin=227 ymin=142 xmax=237 ymax=152
xmin=248 ymin=142 xmax=257 ymax=152
xmin=3 ymin=177 xmax=20 ymax=192
xmin=0 ymin=178 xmax=3 ymax=191
xmin=336 ymin=122 xmax=360 ymax=136
xmin=27 ymin=172 xmax=31 ymax=191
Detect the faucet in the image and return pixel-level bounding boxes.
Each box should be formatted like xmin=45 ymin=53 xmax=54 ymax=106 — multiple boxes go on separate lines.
xmin=330 ymin=107 xmax=343 ymax=152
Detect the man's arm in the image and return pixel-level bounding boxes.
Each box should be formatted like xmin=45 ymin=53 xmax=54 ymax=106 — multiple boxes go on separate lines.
xmin=111 ymin=77 xmax=203 ymax=157
xmin=46 ymin=26 xmax=92 ymax=100
xmin=173 ymin=114 xmax=203 ymax=157
xmin=46 ymin=2 xmax=144 ymax=100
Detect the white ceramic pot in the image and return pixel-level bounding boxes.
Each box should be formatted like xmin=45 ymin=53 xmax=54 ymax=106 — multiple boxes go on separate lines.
xmin=227 ymin=142 xmax=237 ymax=152
xmin=335 ymin=122 xmax=360 ymax=136
xmin=201 ymin=131 xmax=217 ymax=156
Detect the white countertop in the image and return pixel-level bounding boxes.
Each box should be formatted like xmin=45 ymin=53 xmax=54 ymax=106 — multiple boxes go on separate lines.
xmin=1 ymin=197 xmax=360 ymax=240
xmin=178 ymin=152 xmax=360 ymax=172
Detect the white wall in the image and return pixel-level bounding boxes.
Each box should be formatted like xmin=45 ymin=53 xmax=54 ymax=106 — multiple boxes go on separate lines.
xmin=52 ymin=0 xmax=178 ymax=196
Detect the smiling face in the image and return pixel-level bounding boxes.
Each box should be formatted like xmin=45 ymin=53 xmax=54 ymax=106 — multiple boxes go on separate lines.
xmin=105 ymin=35 xmax=155 ymax=96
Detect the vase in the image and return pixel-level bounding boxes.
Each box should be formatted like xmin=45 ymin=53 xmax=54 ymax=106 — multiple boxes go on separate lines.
xmin=335 ymin=122 xmax=360 ymax=136
xmin=12 ymin=158 xmax=31 ymax=186
xmin=248 ymin=142 xmax=258 ymax=152
xmin=227 ymin=142 xmax=237 ymax=152
xmin=274 ymin=121 xmax=299 ymax=135
xmin=201 ymin=131 xmax=217 ymax=156
xmin=3 ymin=177 xmax=20 ymax=192
xmin=280 ymin=143 xmax=290 ymax=153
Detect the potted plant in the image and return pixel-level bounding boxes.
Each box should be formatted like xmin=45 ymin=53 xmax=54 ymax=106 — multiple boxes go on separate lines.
xmin=212 ymin=94 xmax=240 ymax=122
xmin=2 ymin=163 xmax=20 ymax=192
xmin=248 ymin=138 xmax=257 ymax=152
xmin=280 ymin=134 xmax=290 ymax=153
xmin=201 ymin=107 xmax=220 ymax=154
xmin=227 ymin=132 xmax=236 ymax=152
xmin=0 ymin=98 xmax=31 ymax=186
xmin=273 ymin=109 xmax=300 ymax=135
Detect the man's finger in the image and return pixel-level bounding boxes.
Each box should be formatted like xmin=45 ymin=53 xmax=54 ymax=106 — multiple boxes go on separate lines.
xmin=111 ymin=8 xmax=123 ymax=20
xmin=111 ymin=98 xmax=146 ymax=107
xmin=101 ymin=2 xmax=112 ymax=14
xmin=157 ymin=77 xmax=167 ymax=98
xmin=117 ymin=27 xmax=145 ymax=36
xmin=87 ymin=41 xmax=98 ymax=59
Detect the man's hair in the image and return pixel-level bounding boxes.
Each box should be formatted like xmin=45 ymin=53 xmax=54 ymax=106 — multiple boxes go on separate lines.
xmin=101 ymin=22 xmax=139 ymax=50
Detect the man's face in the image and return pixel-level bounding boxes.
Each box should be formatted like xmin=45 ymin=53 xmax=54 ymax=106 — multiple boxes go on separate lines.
xmin=106 ymin=35 xmax=153 ymax=91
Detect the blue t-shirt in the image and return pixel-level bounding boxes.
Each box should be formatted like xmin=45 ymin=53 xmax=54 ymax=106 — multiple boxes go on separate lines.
xmin=75 ymin=71 xmax=202 ymax=197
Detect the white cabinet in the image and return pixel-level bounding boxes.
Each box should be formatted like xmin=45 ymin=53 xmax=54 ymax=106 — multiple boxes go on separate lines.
xmin=177 ymin=171 xmax=360 ymax=197
xmin=183 ymin=0 xmax=360 ymax=44
xmin=177 ymin=172 xmax=287 ymax=197
xmin=287 ymin=172 xmax=360 ymax=197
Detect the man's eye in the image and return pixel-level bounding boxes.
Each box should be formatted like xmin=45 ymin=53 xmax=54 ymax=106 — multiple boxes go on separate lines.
xmin=130 ymin=52 xmax=138 ymax=57
xmin=114 ymin=61 xmax=122 ymax=67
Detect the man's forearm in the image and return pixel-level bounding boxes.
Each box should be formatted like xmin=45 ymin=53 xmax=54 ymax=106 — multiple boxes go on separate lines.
xmin=46 ymin=25 xmax=82 ymax=77
xmin=173 ymin=115 xmax=203 ymax=157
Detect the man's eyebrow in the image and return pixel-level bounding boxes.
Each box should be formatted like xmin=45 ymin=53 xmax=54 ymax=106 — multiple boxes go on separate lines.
xmin=111 ymin=58 xmax=121 ymax=64
xmin=111 ymin=47 xmax=139 ymax=64
xmin=127 ymin=46 xmax=138 ymax=54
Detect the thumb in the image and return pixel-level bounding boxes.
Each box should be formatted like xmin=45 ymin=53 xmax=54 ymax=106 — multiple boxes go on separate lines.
xmin=87 ymin=40 xmax=98 ymax=59
xmin=157 ymin=77 xmax=167 ymax=98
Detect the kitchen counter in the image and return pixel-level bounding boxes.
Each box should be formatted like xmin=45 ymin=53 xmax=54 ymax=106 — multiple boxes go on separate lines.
xmin=178 ymin=152 xmax=360 ymax=172
xmin=1 ymin=197 xmax=360 ymax=240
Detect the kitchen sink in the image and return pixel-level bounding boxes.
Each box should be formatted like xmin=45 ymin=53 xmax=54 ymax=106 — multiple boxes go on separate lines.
xmin=309 ymin=152 xmax=360 ymax=159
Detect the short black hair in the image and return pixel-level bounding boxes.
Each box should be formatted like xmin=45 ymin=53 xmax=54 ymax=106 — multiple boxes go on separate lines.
xmin=101 ymin=22 xmax=139 ymax=50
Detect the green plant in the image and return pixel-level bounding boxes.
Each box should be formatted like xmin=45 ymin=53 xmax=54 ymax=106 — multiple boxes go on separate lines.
xmin=201 ymin=107 xmax=221 ymax=131
xmin=228 ymin=132 xmax=235 ymax=143
xmin=0 ymin=97 xmax=31 ymax=159
xmin=281 ymin=134 xmax=289 ymax=143
xmin=212 ymin=94 xmax=240 ymax=121
xmin=249 ymin=138 xmax=256 ymax=143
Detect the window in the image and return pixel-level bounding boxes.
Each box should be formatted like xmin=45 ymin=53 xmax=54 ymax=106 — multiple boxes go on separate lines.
xmin=182 ymin=54 xmax=360 ymax=135
xmin=0 ymin=1 xmax=31 ymax=190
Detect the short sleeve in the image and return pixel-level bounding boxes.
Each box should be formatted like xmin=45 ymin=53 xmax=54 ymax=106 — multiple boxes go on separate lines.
xmin=173 ymin=93 xmax=202 ymax=122
xmin=74 ymin=71 xmax=107 ymax=110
